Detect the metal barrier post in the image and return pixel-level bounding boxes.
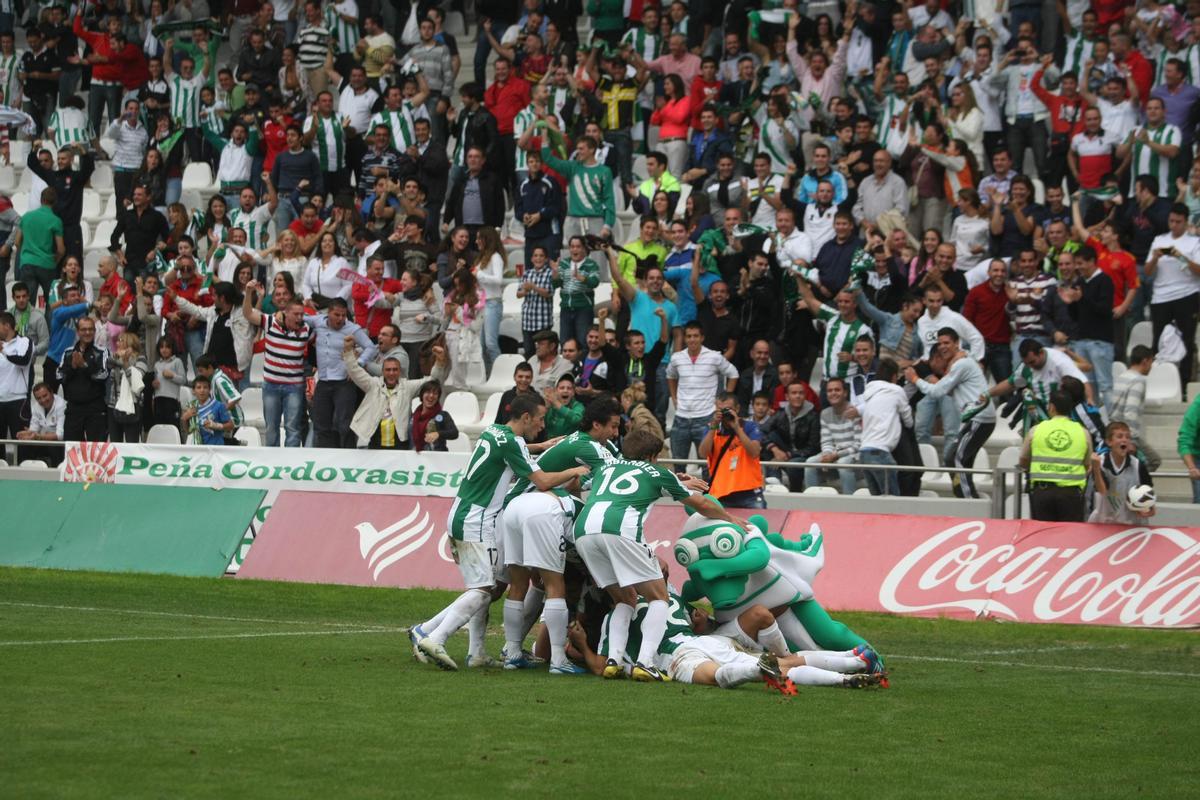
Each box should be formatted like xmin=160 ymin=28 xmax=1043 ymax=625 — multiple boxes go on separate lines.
xmin=991 ymin=466 xmax=1006 ymax=519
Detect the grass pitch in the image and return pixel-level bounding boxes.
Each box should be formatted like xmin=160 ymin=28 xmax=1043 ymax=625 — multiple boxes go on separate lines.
xmin=1 ymin=567 xmax=1197 ymax=799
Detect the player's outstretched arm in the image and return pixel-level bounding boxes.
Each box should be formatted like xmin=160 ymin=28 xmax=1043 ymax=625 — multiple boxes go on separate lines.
xmin=681 ymin=493 xmax=742 ymax=526
xmin=530 ymin=465 xmax=590 ymax=492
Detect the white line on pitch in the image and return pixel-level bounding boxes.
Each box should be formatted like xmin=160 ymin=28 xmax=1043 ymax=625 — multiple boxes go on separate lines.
xmin=0 ymin=628 xmax=400 ymax=647
xmin=966 ymin=644 xmax=1129 ymax=656
xmin=0 ymin=601 xmax=400 ymax=630
xmin=889 ymin=653 xmax=1198 ymax=679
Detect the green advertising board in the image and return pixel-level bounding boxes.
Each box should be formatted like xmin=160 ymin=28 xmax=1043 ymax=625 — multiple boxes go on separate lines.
xmin=0 ymin=483 xmax=264 ymax=577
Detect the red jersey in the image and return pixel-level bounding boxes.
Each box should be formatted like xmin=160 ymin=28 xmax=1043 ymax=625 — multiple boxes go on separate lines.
xmin=689 ymin=77 xmax=723 ymax=129
xmin=1031 ymin=70 xmax=1086 ymax=137
xmin=353 ymin=277 xmax=404 ymax=338
xmin=1088 ymin=237 xmax=1139 ymax=307
xmin=164 ymin=275 xmax=211 ymax=318
xmin=773 ymin=381 xmax=821 ymax=412
xmin=484 ymin=78 xmax=531 ymax=134
xmin=1070 ymin=131 xmax=1115 ymax=190
xmin=262 ymin=117 xmax=293 ymax=172
xmin=99 ymin=272 xmax=133 ymax=314
xmin=289 ymin=217 xmax=322 ymax=240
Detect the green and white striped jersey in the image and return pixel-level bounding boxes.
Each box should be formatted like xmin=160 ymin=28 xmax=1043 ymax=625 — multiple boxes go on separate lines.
xmin=512 ymin=104 xmax=539 ymax=172
xmin=48 ymin=106 xmax=93 ymax=149
xmin=1128 ymin=123 xmax=1181 ymax=197
xmin=504 ymin=431 xmax=617 ymax=504
xmin=574 ymin=459 xmax=693 ymax=543
xmin=815 ymin=305 xmax=871 ymax=380
xmin=600 ymin=592 xmax=695 ymax=663
xmin=229 ymin=204 xmax=273 ymax=250
xmin=169 ymin=73 xmax=206 ymax=129
xmin=448 ymin=425 xmax=538 ymax=542
xmin=1007 ymin=347 xmax=1087 ymax=410
xmin=324 ymin=0 xmax=359 ymax=57
xmin=209 ymin=369 xmax=244 ymax=427
xmin=304 ymin=113 xmax=346 ymax=171
xmin=0 ymin=51 xmax=21 ymax=107
xmin=757 ymin=115 xmax=798 ymax=175
xmin=369 ymin=104 xmax=417 ymax=152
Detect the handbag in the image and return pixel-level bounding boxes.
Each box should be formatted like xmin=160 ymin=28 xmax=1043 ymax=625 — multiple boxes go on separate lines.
xmin=909 ymin=155 xmax=928 ymax=210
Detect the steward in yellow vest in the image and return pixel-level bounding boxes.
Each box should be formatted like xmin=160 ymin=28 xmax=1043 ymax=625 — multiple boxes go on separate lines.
xmin=1020 ymin=389 xmax=1095 ymax=522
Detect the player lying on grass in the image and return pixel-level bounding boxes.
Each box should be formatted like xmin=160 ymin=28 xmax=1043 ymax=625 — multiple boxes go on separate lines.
xmin=573 ymin=428 xmax=744 ymax=683
xmin=566 ymin=587 xmax=884 ymax=690
xmin=498 ymin=396 xmax=624 ymax=675
xmin=414 ymin=394 xmax=591 ymax=671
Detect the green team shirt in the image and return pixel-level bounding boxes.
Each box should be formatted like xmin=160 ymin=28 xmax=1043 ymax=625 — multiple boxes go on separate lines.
xmin=540 ymin=145 xmax=617 ymax=227
xmin=575 ymin=459 xmax=692 ymax=543
xmin=304 ymin=113 xmax=346 ymax=171
xmin=229 ymin=205 xmax=273 ymax=249
xmin=513 ymin=105 xmax=539 ymax=171
xmin=815 ymin=305 xmax=871 ymax=380
xmin=601 ymin=592 xmax=695 ymax=662
xmin=370 ymin=104 xmax=417 ymax=151
xmin=504 ymin=430 xmax=616 ymax=505
xmin=1007 ymin=347 xmax=1085 ymax=410
xmin=169 ymin=73 xmax=205 ymax=129
xmin=209 ymin=369 xmax=244 ymax=427
xmin=449 ymin=425 xmax=538 ymax=542
xmin=553 ymin=257 xmax=601 ymax=310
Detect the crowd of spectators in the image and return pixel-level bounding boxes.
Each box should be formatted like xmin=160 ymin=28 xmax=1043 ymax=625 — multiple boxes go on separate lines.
xmin=0 ymin=0 xmax=1198 ymax=507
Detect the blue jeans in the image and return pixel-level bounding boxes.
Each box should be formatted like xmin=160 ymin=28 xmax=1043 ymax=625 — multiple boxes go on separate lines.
xmin=1192 ymin=477 xmax=1200 ymax=505
xmin=263 ymin=381 xmax=304 ymax=447
xmin=166 ymin=177 xmax=182 ymax=206
xmin=654 ymin=361 xmax=670 ymax=421
xmin=184 ymin=327 xmax=206 ymax=373
xmin=984 ymin=342 xmax=1013 ymax=384
xmin=859 ymin=447 xmax=899 ymax=496
xmin=721 ymin=488 xmax=766 ymax=508
xmin=559 ymin=306 xmax=593 ymax=351
xmin=1073 ymin=339 xmax=1114 ymax=409
xmin=603 ymin=129 xmax=634 ymax=188
xmin=670 ymin=414 xmax=711 ymax=461
xmin=483 ymin=298 xmax=502 ymax=376
xmin=803 ymin=453 xmax=860 ymax=494
xmin=88 ymin=82 xmax=122 ymax=136
xmin=916 ymin=393 xmax=961 ymax=462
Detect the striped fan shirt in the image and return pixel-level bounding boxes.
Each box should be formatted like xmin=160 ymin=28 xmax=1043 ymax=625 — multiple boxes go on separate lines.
xmin=1128 ymin=123 xmax=1181 ymax=197
xmin=229 ymin=204 xmax=273 ymax=249
xmin=296 ymin=23 xmax=333 ymax=71
xmin=48 ymin=106 xmax=93 ymax=149
xmin=304 ymin=113 xmax=346 ymax=171
xmin=512 ymin=104 xmax=539 ymax=171
xmin=210 ymin=368 xmax=245 ymax=427
xmin=324 ymin=0 xmax=359 ymax=57
xmin=369 ymin=104 xmax=417 ymax=151
xmin=815 ymin=305 xmax=872 ymax=381
xmin=263 ymin=314 xmax=312 ymax=385
xmin=169 ymin=73 xmax=206 ymax=129
xmin=0 ymin=51 xmax=20 ymax=106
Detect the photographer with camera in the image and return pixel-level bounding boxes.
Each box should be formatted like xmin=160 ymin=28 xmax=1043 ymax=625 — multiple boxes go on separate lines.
xmin=698 ymin=390 xmax=766 ymax=509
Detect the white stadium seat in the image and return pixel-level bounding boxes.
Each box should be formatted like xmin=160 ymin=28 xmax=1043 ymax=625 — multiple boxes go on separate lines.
xmin=182 ymin=162 xmax=214 ymax=191
xmin=240 ymin=388 xmax=266 ymax=429
xmin=447 ymin=433 xmax=472 ymax=453
xmin=1145 ymin=361 xmax=1182 ymax=407
xmin=0 ymin=165 xmax=14 ymax=192
xmin=443 ymin=391 xmax=481 ymax=425
xmin=476 ymin=353 xmax=527 ymax=397
xmin=235 ymin=426 xmax=262 ymax=447
xmin=90 ymin=163 xmax=114 ymax=193
xmin=801 ymin=485 xmax=839 ymax=495
xmin=1127 ymin=321 xmax=1153 ymax=354
xmin=146 ymin=424 xmax=181 ymax=445
xmin=81 ymin=190 xmax=103 ymax=223
xmin=462 ymin=392 xmax=503 ymax=436
xmin=502 ymin=281 xmax=521 ymax=317
xmin=89 ymin=220 xmax=117 ymax=251
xmin=11 ymin=193 xmax=27 ymax=214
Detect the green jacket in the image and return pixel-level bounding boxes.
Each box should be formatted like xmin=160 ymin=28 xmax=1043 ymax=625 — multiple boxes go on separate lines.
xmin=541 ymin=145 xmax=616 ymax=227
xmin=1179 ymin=394 xmax=1200 ymax=458
xmin=586 ymin=0 xmax=626 ymax=32
xmin=553 ymin=256 xmax=600 ymax=310
xmin=545 ymin=399 xmax=585 ymax=438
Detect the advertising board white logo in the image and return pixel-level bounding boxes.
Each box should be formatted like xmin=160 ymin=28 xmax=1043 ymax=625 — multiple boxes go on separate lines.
xmin=356 ymin=503 xmax=438 ymax=582
xmin=61 ymin=442 xmax=120 ymax=484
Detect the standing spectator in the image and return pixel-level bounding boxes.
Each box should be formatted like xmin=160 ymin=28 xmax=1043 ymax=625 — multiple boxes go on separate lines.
xmin=1060 ymin=245 xmax=1115 ymax=408
xmin=57 ymin=316 xmax=108 ymax=441
xmin=666 ymin=320 xmax=738 ymax=460
xmin=736 ymin=340 xmax=779 ymax=412
xmin=363 ymin=325 xmax=410 ymax=378
xmin=554 ymin=236 xmax=600 ymax=349
xmin=1110 ymin=346 xmax=1161 ymax=471
xmin=306 ymin=299 xmax=377 ymax=448
xmin=16 ymin=382 xmax=65 ymax=466
xmin=9 ymin=284 xmax=49 ymax=375
xmin=296 ymin=1 xmax=334 ymax=96
xmin=11 ymin=188 xmax=64 ymax=306
xmin=443 ymin=146 xmax=507 ymax=234
xmin=151 ymin=338 xmax=186 ymax=429
xmin=166 ymin=281 xmax=259 ymax=388
xmin=484 ymin=57 xmax=531 ymax=205
xmin=1020 ymin=390 xmax=1094 ymax=522
xmin=811 ymin=212 xmax=863 ymax=300
xmin=1179 ymin=392 xmax=1200 ymax=504
xmin=1116 ymin=98 xmax=1181 ymax=200
xmin=517 ymin=245 xmax=555 ymax=356
xmin=44 ymin=285 xmax=89 ymax=395
xmin=794 ymin=277 xmax=873 ymax=384
xmin=104 ymin=333 xmax=148 ymax=443
xmin=1090 ymin=422 xmax=1156 ymax=525
xmin=343 ymin=336 xmax=448 ymax=450
xmin=473 ymin=226 xmax=507 ymax=377
xmin=270 ymin=125 xmax=325 ymax=234
xmin=412 ymin=119 xmax=450 ymax=225
xmin=514 ymin=151 xmax=562 ymax=265
xmin=988 ymin=176 xmax=1045 ymax=260
xmin=110 ymin=185 xmax=169 ymax=286
xmin=853 ymin=150 xmax=908 ymax=230
xmin=162 ymin=39 xmax=210 ymax=164
xmin=181 ymin=375 xmax=234 ymax=445
xmin=1030 ymin=56 xmax=1085 ymax=194
xmin=302 ymin=91 xmax=350 ymax=197
xmin=699 ymin=390 xmax=766 ymax=509
xmin=0 ymin=311 xmax=32 ymax=459
xmin=538 ymin=130 xmax=616 ymax=271
xmin=447 ymin=82 xmax=500 ymax=201
xmin=607 ymin=248 xmax=678 ymax=356
xmin=801 ymin=376 xmax=861 ymax=495
xmin=407 ymin=20 xmax=454 ymax=141
xmin=695 ymin=279 xmax=739 ymax=363
xmin=851 ymin=358 xmax=912 ymax=496
xmin=1068 ymin=108 xmax=1117 ymax=193
xmin=1145 ymin=206 xmax=1200 ymax=390
xmin=649 ymin=74 xmax=692 ymax=180
xmin=1150 ymin=58 xmax=1200 ymax=176
xmin=333 ymin=65 xmax=380 ymax=179
xmin=19 ymin=27 xmax=60 ymax=134
xmin=988 ymin=37 xmax=1049 ymax=177
xmin=963 ymin=260 xmax=1014 ymax=381
xmin=237 ymin=28 xmax=282 ymax=89
xmin=762 ymin=380 xmax=822 ymax=491
xmin=950 ymin=189 xmax=991 ymax=276
xmin=680 ymin=104 xmax=733 ymax=189
xmin=241 ymin=288 xmax=313 ymax=447
xmin=26 ymin=141 xmax=93 ymax=261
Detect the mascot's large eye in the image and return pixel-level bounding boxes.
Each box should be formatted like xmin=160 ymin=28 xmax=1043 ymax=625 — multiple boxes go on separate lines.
xmin=674 ymin=538 xmax=700 ymax=567
xmin=710 ymin=527 xmax=744 ymax=559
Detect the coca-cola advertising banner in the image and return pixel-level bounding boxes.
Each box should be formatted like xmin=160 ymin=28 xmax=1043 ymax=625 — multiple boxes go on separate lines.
xmin=239 ymin=493 xmax=1200 ymax=628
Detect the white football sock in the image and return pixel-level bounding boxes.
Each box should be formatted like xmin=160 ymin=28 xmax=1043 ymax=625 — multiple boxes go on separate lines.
xmin=726 ymin=620 xmax=761 ymax=651
xmin=543 ymin=598 xmax=570 ymax=666
xmin=636 ymin=599 xmax=669 ymax=667
xmin=418 ymin=606 xmax=447 ymax=634
xmin=775 ymin=609 xmax=819 ymax=651
xmin=715 ymin=660 xmax=761 ymax=689
xmin=787 ymin=665 xmax=844 ymax=686
xmin=797 ymin=651 xmax=866 ymax=673
xmin=757 ymin=621 xmax=790 ymax=656
xmin=467 ymin=604 xmax=490 ymax=659
xmin=429 ymin=590 xmax=490 ymax=645
xmin=502 ymin=598 xmax=525 ymax=658
xmin=520 ymin=586 xmax=546 ymax=639
xmin=606 ymin=603 xmax=635 ymax=664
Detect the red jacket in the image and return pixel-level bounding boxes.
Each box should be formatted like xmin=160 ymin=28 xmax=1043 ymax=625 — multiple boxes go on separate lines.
xmin=484 ymin=78 xmax=530 ymax=135
xmin=1116 ymin=50 xmax=1153 ymax=108
xmin=73 ymin=15 xmax=144 ymax=86
xmin=689 ymin=77 xmax=723 ymax=130
xmin=100 ymin=272 xmax=133 ymax=314
xmin=353 ymin=278 xmax=404 ymax=338
xmin=1031 ymin=70 xmax=1086 ymax=137
xmin=962 ymin=282 xmax=1011 ymax=344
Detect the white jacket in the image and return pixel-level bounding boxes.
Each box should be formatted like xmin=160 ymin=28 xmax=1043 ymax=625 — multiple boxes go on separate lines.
xmin=345 ymin=349 xmax=448 ymax=445
xmin=917 ymin=307 xmax=985 ymax=361
xmin=854 ymin=380 xmax=913 ymax=452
